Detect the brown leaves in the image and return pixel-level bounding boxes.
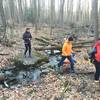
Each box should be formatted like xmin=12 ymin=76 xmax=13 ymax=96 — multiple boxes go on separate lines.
xmin=0 ymin=45 xmax=20 ymax=69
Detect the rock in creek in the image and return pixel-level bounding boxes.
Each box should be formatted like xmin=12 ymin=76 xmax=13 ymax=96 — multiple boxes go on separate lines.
xmin=13 ymin=51 xmax=49 ymax=68
xmin=0 ymin=72 xmax=5 ymax=81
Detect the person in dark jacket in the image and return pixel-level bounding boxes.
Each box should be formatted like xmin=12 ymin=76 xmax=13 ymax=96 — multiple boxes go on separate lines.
xmin=23 ymin=28 xmax=32 ymax=57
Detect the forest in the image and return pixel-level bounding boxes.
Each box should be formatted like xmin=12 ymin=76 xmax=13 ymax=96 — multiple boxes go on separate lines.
xmin=0 ymin=0 xmax=100 ymax=100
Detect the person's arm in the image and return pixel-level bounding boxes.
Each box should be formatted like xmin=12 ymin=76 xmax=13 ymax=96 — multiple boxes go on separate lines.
xmin=71 ymin=49 xmax=74 ymax=53
xmin=23 ymin=33 xmax=25 ymax=40
xmin=62 ymin=43 xmax=68 ymax=56
xmin=88 ymin=48 xmax=96 ymax=62
xmin=29 ymin=33 xmax=32 ymax=40
xmin=71 ymin=43 xmax=75 ymax=55
xmin=89 ymin=48 xmax=96 ymax=57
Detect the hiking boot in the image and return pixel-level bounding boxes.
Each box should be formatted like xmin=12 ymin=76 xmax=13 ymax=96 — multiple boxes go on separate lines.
xmin=95 ymin=81 xmax=100 ymax=90
xmin=24 ymin=55 xmax=26 ymax=58
xmin=70 ymin=69 xmax=75 ymax=73
xmin=29 ymin=55 xmax=32 ymax=58
xmin=55 ymin=65 xmax=62 ymax=74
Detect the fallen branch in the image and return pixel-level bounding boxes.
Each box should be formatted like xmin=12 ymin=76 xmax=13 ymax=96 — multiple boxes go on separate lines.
xmin=0 ymin=53 xmax=9 ymax=55
xmin=76 ymin=71 xmax=94 ymax=75
xmin=35 ymin=37 xmax=94 ymax=49
xmin=73 ymin=40 xmax=94 ymax=45
xmin=35 ymin=37 xmax=61 ymax=46
xmin=34 ymin=45 xmax=91 ymax=51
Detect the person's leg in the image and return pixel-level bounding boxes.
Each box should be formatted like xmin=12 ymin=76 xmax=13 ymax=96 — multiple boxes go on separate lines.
xmin=67 ymin=56 xmax=74 ymax=72
xmin=58 ymin=56 xmax=67 ymax=67
xmin=28 ymin=42 xmax=32 ymax=57
xmin=24 ymin=44 xmax=28 ymax=57
xmin=94 ymin=62 xmax=100 ymax=81
xmin=94 ymin=62 xmax=100 ymax=89
xmin=56 ymin=56 xmax=66 ymax=73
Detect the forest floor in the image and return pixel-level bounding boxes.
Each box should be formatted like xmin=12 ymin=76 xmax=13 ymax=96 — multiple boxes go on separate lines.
xmin=0 ymin=27 xmax=100 ymax=100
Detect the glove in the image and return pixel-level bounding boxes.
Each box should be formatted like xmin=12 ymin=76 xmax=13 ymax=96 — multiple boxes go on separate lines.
xmin=90 ymin=59 xmax=93 ymax=63
xmin=71 ymin=53 xmax=75 ymax=57
xmin=90 ymin=59 xmax=94 ymax=64
xmin=88 ymin=59 xmax=94 ymax=65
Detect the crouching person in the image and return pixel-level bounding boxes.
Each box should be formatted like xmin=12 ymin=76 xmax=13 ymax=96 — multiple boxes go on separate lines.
xmin=57 ymin=36 xmax=75 ymax=73
xmin=23 ymin=28 xmax=32 ymax=58
xmin=89 ymin=39 xmax=100 ymax=89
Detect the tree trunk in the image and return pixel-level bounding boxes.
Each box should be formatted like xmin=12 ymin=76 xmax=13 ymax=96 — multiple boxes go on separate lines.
xmin=0 ymin=0 xmax=7 ymax=39
xmin=18 ymin=0 xmax=24 ymax=25
xmin=59 ymin=0 xmax=65 ymax=27
xmin=92 ymin=0 xmax=99 ymax=40
xmin=37 ymin=0 xmax=41 ymax=30
xmin=31 ymin=0 xmax=38 ymax=34
xmin=8 ymin=0 xmax=15 ymax=27
xmin=50 ymin=0 xmax=55 ymax=35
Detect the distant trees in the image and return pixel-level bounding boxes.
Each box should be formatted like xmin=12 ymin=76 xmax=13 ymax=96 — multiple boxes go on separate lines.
xmin=0 ymin=0 xmax=99 ymax=37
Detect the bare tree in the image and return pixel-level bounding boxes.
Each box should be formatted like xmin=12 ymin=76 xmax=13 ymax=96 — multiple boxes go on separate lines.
xmin=18 ymin=0 xmax=24 ymax=25
xmin=31 ymin=0 xmax=38 ymax=33
xmin=59 ymin=0 xmax=65 ymax=27
xmin=50 ymin=0 xmax=55 ymax=35
xmin=8 ymin=0 xmax=15 ymax=26
xmin=0 ymin=0 xmax=6 ymax=39
xmin=92 ymin=0 xmax=99 ymax=40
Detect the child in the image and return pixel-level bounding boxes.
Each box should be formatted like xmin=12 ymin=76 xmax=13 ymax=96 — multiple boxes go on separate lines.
xmin=23 ymin=28 xmax=32 ymax=57
xmin=89 ymin=39 xmax=100 ymax=88
xmin=57 ymin=36 xmax=75 ymax=73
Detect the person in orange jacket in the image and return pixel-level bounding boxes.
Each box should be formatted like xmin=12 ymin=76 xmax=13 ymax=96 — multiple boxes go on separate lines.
xmin=57 ymin=36 xmax=75 ymax=73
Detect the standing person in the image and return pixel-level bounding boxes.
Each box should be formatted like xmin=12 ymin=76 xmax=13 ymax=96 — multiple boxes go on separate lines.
xmin=57 ymin=36 xmax=75 ymax=73
xmin=23 ymin=28 xmax=32 ymax=57
xmin=89 ymin=39 xmax=100 ymax=89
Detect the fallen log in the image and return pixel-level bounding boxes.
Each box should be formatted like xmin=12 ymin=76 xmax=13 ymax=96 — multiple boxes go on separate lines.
xmin=0 ymin=53 xmax=9 ymax=55
xmin=36 ymin=36 xmax=94 ymax=47
xmin=73 ymin=40 xmax=94 ymax=45
xmin=76 ymin=71 xmax=94 ymax=75
xmin=41 ymin=36 xmax=50 ymax=41
xmin=34 ymin=45 xmax=92 ymax=51
xmin=35 ymin=38 xmax=50 ymax=44
xmin=35 ymin=37 xmax=59 ymax=46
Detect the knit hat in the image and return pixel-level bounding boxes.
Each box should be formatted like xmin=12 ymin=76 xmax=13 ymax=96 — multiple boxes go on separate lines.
xmin=68 ymin=36 xmax=73 ymax=41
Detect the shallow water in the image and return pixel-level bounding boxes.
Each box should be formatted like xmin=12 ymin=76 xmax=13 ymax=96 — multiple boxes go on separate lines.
xmin=0 ymin=53 xmax=61 ymax=88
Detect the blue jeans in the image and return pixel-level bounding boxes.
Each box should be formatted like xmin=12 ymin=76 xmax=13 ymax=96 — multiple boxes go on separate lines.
xmin=58 ymin=56 xmax=74 ymax=71
xmin=94 ymin=61 xmax=100 ymax=81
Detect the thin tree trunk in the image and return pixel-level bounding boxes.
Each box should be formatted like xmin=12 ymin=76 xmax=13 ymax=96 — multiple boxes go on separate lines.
xmin=18 ymin=0 xmax=24 ymax=25
xmin=50 ymin=0 xmax=55 ymax=35
xmin=0 ymin=0 xmax=7 ymax=39
xmin=59 ymin=0 xmax=65 ymax=27
xmin=92 ymin=0 xmax=99 ymax=40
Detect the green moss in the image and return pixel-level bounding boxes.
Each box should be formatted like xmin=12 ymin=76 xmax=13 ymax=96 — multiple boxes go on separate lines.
xmin=83 ymin=54 xmax=89 ymax=61
xmin=13 ymin=52 xmax=49 ymax=68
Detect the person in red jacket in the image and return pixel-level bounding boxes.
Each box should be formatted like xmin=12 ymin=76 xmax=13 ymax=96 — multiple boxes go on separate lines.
xmin=89 ymin=39 xmax=100 ymax=88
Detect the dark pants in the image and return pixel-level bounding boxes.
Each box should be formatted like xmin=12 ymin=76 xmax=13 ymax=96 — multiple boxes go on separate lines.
xmin=24 ymin=42 xmax=31 ymax=56
xmin=94 ymin=61 xmax=100 ymax=81
xmin=58 ymin=56 xmax=74 ymax=71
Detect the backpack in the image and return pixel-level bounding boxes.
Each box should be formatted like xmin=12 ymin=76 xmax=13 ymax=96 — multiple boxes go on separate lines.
xmin=95 ymin=40 xmax=100 ymax=62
